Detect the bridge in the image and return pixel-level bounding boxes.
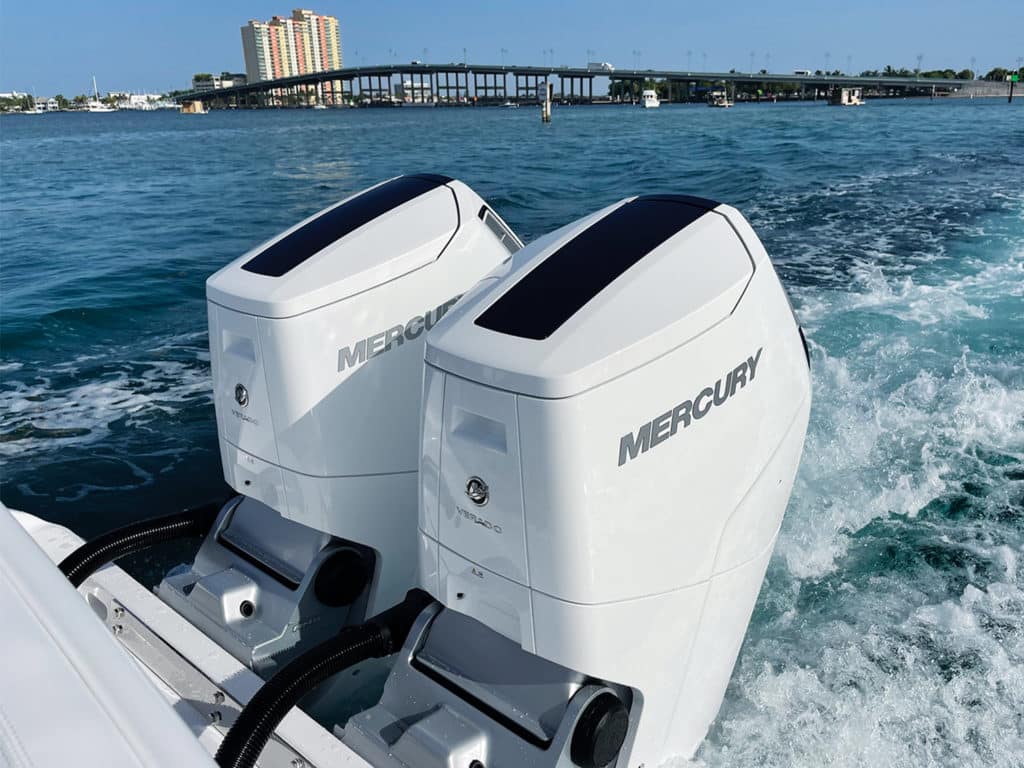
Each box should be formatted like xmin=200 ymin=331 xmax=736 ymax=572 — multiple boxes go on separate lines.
xmin=177 ymin=62 xmax=976 ymax=108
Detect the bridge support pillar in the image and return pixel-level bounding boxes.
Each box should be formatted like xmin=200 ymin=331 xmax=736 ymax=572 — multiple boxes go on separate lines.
xmin=557 ymin=75 xmax=594 ymax=104
xmin=514 ymin=73 xmax=546 ymax=104
xmin=398 ymin=71 xmax=432 ymax=104
xmin=435 ymin=70 xmax=468 ymax=104
xmin=472 ymin=71 xmax=506 ymax=104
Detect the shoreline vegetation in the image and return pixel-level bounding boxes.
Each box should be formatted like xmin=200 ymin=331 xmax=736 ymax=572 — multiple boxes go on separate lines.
xmin=0 ymin=93 xmax=112 ymax=112
xmin=0 ymin=92 xmax=177 ymax=113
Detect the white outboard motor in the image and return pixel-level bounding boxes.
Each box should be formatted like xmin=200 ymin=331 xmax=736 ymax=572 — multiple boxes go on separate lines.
xmin=344 ymin=195 xmax=811 ymax=767
xmin=158 ymin=175 xmax=522 ymax=673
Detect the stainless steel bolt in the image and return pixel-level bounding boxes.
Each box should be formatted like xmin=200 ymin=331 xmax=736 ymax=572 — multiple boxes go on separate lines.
xmin=291 ymin=759 xmax=306 ymax=768
xmin=213 ymin=691 xmax=225 ymax=704
xmin=111 ymin=624 xmax=124 ymax=635
xmin=112 ymin=606 xmax=124 ymax=619
xmin=210 ymin=711 xmax=222 ymax=723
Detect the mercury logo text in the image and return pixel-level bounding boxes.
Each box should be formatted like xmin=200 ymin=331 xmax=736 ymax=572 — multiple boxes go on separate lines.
xmin=337 ymin=296 xmax=461 ymax=372
xmin=618 ymin=348 xmax=763 ymax=466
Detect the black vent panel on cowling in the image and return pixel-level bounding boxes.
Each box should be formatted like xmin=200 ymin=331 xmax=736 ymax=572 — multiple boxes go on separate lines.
xmin=242 ymin=174 xmax=453 ymax=277
xmin=474 ymin=194 xmax=716 ymax=340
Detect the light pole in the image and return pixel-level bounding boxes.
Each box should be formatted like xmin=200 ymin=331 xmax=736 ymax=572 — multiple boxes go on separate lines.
xmin=824 ymin=51 xmax=831 ymax=73
xmin=632 ymin=49 xmax=641 ymax=70
xmin=970 ymin=56 xmax=976 ymax=78
xmin=749 ymin=50 xmax=755 ymax=75
xmin=687 ymin=49 xmax=692 ymax=71
xmin=765 ymin=52 xmax=771 ymax=72
xmin=846 ymin=54 xmax=852 ymax=75
xmin=702 ymin=51 xmax=707 ymax=72
xmin=463 ymin=47 xmax=467 ymax=66
xmin=587 ymin=48 xmax=595 ymax=66
xmin=916 ymin=53 xmax=923 ymax=74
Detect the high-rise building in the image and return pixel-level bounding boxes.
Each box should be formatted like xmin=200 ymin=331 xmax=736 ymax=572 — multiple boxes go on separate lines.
xmin=241 ymin=9 xmax=342 ymax=83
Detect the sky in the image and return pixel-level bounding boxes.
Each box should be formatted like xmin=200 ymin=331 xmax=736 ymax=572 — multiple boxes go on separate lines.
xmin=1 ymin=0 xmax=1021 ymax=96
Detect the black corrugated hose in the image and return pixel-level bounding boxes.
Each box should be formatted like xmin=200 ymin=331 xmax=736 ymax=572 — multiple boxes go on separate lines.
xmin=58 ymin=499 xmax=226 ymax=588
xmin=215 ymin=588 xmax=435 ymax=768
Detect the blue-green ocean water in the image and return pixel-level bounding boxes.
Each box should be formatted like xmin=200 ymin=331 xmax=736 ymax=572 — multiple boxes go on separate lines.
xmin=2 ymin=101 xmax=1022 ymax=767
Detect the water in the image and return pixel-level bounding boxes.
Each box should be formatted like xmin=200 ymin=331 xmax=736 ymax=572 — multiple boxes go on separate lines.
xmin=2 ymin=101 xmax=1022 ymax=767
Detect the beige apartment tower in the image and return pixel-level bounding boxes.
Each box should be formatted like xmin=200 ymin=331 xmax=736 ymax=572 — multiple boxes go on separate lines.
xmin=241 ymin=9 xmax=342 ymax=83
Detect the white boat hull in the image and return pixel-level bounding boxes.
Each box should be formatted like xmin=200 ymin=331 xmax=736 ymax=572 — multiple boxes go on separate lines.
xmin=5 ymin=506 xmax=369 ymax=768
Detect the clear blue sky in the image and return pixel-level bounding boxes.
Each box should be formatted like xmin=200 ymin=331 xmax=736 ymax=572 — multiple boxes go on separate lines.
xmin=1 ymin=0 xmax=1020 ymax=95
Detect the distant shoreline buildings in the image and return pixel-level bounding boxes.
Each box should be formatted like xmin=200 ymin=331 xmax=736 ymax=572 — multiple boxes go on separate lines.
xmin=191 ymin=72 xmax=248 ymax=92
xmin=240 ymin=9 xmax=342 ymax=83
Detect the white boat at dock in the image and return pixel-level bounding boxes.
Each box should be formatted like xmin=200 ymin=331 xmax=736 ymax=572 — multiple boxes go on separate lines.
xmin=707 ymin=88 xmax=734 ymax=108
xmin=86 ymin=76 xmax=116 ymax=112
xmin=641 ymin=88 xmax=660 ymax=108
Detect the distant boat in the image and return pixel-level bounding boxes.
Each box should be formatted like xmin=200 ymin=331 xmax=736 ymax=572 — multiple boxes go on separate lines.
xmin=86 ymin=76 xmax=116 ymax=113
xmin=180 ymin=100 xmax=207 ymax=115
xmin=312 ymin=103 xmax=327 ymax=110
xmin=501 ymin=100 xmax=519 ymax=108
xmin=641 ymin=89 xmax=660 ymax=108
xmin=830 ymin=87 xmax=864 ymax=106
xmin=707 ymin=89 xmax=734 ymax=108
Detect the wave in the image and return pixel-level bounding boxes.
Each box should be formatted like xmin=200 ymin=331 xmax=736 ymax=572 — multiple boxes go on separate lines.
xmin=687 ymin=234 xmax=1024 ymax=767
xmin=0 ymin=333 xmax=212 ymax=459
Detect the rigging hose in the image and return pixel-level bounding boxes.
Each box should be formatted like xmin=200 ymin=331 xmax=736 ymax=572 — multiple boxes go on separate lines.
xmin=215 ymin=588 xmax=435 ymax=768
xmin=58 ymin=499 xmax=226 ymax=588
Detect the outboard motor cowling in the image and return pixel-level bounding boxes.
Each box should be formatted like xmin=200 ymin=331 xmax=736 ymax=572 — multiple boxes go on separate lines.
xmin=158 ymin=175 xmax=521 ymax=672
xmin=344 ymin=195 xmax=810 ymax=767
